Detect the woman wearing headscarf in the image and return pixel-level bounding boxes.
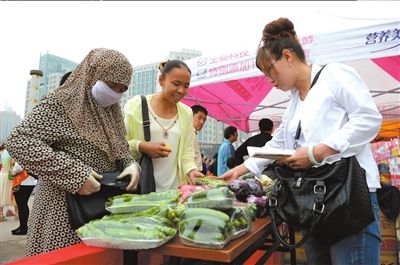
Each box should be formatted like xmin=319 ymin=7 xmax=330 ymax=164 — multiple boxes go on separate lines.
xmin=6 ymin=48 xmax=140 ymax=256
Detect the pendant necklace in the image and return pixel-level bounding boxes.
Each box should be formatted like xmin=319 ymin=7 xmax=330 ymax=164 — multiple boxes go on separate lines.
xmin=149 ymin=110 xmax=178 ymax=139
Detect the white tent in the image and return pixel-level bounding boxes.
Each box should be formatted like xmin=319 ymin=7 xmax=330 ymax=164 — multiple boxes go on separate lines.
xmin=182 ymin=20 xmax=400 ymax=132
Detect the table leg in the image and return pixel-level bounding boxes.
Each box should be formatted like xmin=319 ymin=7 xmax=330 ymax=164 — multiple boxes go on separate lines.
xmin=288 ymin=226 xmax=296 ymax=265
xmin=167 ymin=256 xmax=181 ymax=265
xmin=123 ymin=250 xmax=137 ymax=265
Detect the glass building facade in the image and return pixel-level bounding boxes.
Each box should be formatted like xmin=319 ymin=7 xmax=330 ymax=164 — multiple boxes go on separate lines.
xmin=24 ymin=54 xmax=77 ymax=117
xmin=38 ymin=53 xmax=77 ymax=99
xmin=0 ymin=107 xmax=21 ymax=142
xmin=120 ymin=63 xmax=158 ymax=110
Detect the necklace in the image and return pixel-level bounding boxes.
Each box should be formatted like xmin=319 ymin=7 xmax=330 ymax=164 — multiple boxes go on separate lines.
xmin=149 ymin=110 xmax=178 ymax=139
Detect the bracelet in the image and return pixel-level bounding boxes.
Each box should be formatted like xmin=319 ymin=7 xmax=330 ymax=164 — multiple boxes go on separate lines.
xmin=308 ymin=145 xmax=322 ymax=166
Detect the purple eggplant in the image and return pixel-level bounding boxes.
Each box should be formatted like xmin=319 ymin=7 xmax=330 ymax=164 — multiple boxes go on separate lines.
xmin=247 ymin=195 xmax=268 ymax=217
xmin=247 ymin=195 xmax=267 ymax=207
xmin=245 ymin=178 xmax=264 ymax=197
xmin=227 ymin=179 xmax=251 ymax=202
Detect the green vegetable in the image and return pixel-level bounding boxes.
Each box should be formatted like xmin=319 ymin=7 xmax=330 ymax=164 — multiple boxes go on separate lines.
xmin=182 ymin=231 xmax=226 ymax=243
xmin=182 ymin=208 xmax=230 ymax=222
xmin=195 ymin=177 xmax=227 ymax=188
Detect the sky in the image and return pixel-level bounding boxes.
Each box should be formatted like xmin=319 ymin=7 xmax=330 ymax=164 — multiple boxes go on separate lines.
xmin=0 ymin=1 xmax=399 ymax=118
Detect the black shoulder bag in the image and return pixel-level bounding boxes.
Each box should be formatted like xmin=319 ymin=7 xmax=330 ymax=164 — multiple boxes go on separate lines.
xmin=138 ymin=95 xmax=156 ymax=194
xmin=268 ymin=66 xmax=374 ymax=248
xmin=66 ymin=160 xmax=130 ymax=230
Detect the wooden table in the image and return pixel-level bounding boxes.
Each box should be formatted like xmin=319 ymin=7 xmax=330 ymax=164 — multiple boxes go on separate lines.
xmin=136 ymin=217 xmax=276 ymax=265
xmin=7 ymin=217 xmax=293 ymax=265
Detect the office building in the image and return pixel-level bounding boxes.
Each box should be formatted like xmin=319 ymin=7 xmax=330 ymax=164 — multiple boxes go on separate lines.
xmin=120 ymin=62 xmax=158 ymax=109
xmin=25 ymin=70 xmax=42 ymax=118
xmin=0 ymin=106 xmax=21 ymax=142
xmin=167 ymin=48 xmax=202 ymax=61
xmin=38 ymin=53 xmax=77 ymax=99
xmin=24 ymin=53 xmax=77 ymax=117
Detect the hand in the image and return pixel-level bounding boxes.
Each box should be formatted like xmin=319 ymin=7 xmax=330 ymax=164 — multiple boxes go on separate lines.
xmin=139 ymin=142 xmax=171 ymax=159
xmin=116 ymin=163 xmax=140 ymax=191
xmin=277 ymin=147 xmax=311 ymax=169
xmin=278 ymin=144 xmax=339 ymax=169
xmin=77 ymin=170 xmax=102 ymax=195
xmin=220 ymin=164 xmax=249 ymax=182
xmin=188 ymin=170 xmax=204 ymax=185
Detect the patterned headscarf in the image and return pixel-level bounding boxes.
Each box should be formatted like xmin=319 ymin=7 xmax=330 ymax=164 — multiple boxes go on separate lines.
xmin=54 ymin=48 xmax=133 ymax=161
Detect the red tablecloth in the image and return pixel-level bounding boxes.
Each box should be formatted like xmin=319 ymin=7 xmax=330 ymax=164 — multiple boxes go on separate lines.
xmin=6 ymin=242 xmax=122 ymax=265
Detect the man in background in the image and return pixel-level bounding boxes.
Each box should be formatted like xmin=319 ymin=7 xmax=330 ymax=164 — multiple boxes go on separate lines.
xmin=191 ymin=105 xmax=208 ymax=175
xmin=234 ymin=118 xmax=273 ymax=164
xmin=217 ymin=126 xmax=237 ymax=176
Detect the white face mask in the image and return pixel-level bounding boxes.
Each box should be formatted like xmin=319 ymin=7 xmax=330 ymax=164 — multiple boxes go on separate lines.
xmin=91 ymin=80 xmax=124 ymax=108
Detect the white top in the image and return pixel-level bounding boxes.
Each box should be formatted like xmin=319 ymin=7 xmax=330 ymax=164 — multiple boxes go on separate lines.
xmin=11 ymin=162 xmax=37 ymax=186
xmin=148 ymin=105 xmax=180 ymax=192
xmin=21 ymin=176 xmax=37 ymax=186
xmin=194 ymin=130 xmax=203 ymax=171
xmin=287 ymin=99 xmax=305 ymax=147
xmin=245 ymin=63 xmax=382 ymax=191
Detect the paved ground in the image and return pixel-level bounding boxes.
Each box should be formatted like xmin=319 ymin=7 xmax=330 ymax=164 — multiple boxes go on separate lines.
xmin=0 ymin=196 xmax=33 ymax=264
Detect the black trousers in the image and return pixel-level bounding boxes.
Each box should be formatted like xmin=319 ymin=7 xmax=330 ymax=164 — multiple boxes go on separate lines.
xmin=13 ymin=185 xmax=35 ymax=230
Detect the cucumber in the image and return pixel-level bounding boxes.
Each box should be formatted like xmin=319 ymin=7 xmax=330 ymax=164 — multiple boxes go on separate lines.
xmin=188 ymin=190 xmax=209 ymax=201
xmin=183 ymin=231 xmax=226 ymax=243
xmin=106 ymin=227 xmax=166 ymax=240
xmin=182 ymin=216 xmax=227 ymax=234
xmin=155 ymin=225 xmax=177 ymax=237
xmin=111 ymin=190 xmax=180 ymax=204
xmin=182 ymin=208 xmax=230 ymax=222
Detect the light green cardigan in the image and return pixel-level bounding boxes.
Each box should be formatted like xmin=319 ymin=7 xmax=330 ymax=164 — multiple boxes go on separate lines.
xmin=124 ymin=94 xmax=197 ymax=184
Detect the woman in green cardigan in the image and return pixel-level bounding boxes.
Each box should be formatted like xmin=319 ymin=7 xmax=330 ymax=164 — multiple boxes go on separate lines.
xmin=124 ymin=60 xmax=204 ymax=191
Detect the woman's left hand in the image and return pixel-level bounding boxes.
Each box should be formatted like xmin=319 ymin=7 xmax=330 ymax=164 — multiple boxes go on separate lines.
xmin=116 ymin=163 xmax=141 ymax=191
xmin=188 ymin=170 xmax=204 ymax=185
xmin=278 ymin=144 xmax=339 ymax=169
xmin=278 ymin=146 xmax=312 ymax=169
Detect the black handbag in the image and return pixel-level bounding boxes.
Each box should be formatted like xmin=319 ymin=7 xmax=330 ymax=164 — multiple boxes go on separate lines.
xmin=269 ymin=156 xmax=374 ymax=247
xmin=377 ymin=183 xmax=400 ymax=221
xmin=138 ymin=95 xmax=155 ymax=194
xmin=66 ymin=160 xmax=130 ymax=230
xmin=268 ymin=66 xmax=374 ymax=248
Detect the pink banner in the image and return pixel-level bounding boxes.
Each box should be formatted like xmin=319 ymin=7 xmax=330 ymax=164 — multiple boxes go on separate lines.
xmin=183 ymin=76 xmax=274 ymax=132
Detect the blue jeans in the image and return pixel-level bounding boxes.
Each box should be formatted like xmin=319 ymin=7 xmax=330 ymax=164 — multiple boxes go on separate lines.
xmin=303 ymin=192 xmax=381 ymax=265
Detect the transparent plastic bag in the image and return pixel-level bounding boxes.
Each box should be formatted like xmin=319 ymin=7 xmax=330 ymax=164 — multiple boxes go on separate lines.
xmin=178 ymin=207 xmax=233 ymax=249
xmin=185 ymin=187 xmax=235 ymax=210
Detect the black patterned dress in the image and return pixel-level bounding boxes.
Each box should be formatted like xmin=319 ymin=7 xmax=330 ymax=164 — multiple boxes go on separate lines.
xmin=6 ymin=94 xmax=134 ymax=256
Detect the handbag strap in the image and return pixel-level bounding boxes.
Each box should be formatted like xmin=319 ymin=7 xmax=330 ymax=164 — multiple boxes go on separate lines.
xmin=269 ymin=205 xmax=323 ymax=249
xmin=140 ymin=95 xmax=151 ymax=142
xmin=269 ymin=181 xmax=325 ymax=249
xmin=293 ymin=65 xmax=326 ymax=149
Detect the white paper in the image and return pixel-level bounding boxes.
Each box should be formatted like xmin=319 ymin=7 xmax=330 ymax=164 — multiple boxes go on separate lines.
xmin=247 ymin=146 xmax=295 ymax=160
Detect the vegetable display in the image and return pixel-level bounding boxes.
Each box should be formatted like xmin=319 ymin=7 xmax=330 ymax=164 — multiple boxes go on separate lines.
xmin=106 ymin=190 xmax=181 ymax=214
xmin=194 ymin=177 xmax=227 ymax=188
xmin=77 ymin=206 xmax=178 ymax=250
xmin=179 ymin=207 xmax=233 ymax=249
xmin=185 ymin=187 xmax=235 ymax=209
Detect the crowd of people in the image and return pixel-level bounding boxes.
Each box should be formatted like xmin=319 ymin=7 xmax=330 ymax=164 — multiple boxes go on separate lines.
xmin=1 ymin=16 xmax=384 ymax=265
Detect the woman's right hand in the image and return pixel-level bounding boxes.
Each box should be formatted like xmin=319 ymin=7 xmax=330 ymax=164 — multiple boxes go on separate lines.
xmin=220 ymin=164 xmax=249 ymax=182
xmin=139 ymin=142 xmax=171 ymax=159
xmin=77 ymin=171 xmax=102 ymax=195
